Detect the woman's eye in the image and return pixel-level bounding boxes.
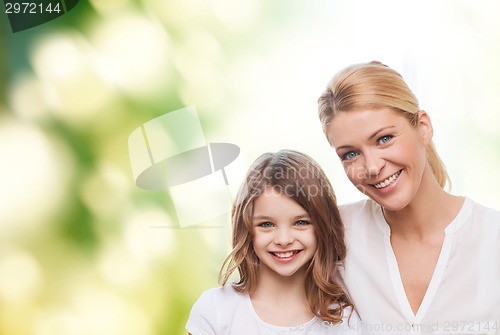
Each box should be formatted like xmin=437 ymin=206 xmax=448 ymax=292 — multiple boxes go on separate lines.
xmin=295 ymin=220 xmax=310 ymax=226
xmin=259 ymin=222 xmax=274 ymax=228
xmin=378 ymin=135 xmax=393 ymax=145
xmin=341 ymin=151 xmax=359 ymax=161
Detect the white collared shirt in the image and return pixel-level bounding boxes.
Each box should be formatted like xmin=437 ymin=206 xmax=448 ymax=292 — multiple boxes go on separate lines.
xmin=339 ymin=198 xmax=500 ymax=335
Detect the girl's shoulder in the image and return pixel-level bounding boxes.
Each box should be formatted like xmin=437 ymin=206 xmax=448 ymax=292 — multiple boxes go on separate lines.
xmin=194 ymin=284 xmax=247 ymax=307
xmin=323 ymin=306 xmax=363 ymax=334
xmin=187 ymin=286 xmax=363 ymax=335
xmin=186 ymin=285 xmax=249 ymax=334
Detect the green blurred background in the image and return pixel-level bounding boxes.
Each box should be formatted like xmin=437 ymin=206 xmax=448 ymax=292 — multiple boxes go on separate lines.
xmin=1 ymin=1 xmax=500 ymax=334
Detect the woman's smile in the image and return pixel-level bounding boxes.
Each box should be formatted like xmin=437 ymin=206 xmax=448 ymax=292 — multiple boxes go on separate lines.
xmin=373 ymin=170 xmax=402 ymax=189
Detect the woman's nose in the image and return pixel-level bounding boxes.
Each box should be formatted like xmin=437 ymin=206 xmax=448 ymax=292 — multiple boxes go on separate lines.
xmin=364 ymin=150 xmax=385 ymax=177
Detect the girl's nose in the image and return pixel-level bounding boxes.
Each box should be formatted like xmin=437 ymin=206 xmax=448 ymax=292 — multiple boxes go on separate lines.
xmin=274 ymin=227 xmax=294 ymax=246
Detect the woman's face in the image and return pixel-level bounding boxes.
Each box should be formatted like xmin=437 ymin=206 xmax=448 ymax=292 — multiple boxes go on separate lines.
xmin=326 ymin=107 xmax=433 ymax=211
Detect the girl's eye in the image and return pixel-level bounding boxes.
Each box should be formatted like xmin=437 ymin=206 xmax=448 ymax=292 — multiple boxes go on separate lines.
xmin=295 ymin=220 xmax=310 ymax=226
xmin=378 ymin=135 xmax=393 ymax=145
xmin=341 ymin=151 xmax=359 ymax=161
xmin=259 ymin=222 xmax=274 ymax=228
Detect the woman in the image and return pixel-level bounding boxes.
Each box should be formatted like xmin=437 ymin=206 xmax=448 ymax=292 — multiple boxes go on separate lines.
xmin=317 ymin=61 xmax=500 ymax=334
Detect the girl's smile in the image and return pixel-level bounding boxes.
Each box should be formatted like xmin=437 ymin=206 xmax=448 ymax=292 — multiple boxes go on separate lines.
xmin=269 ymin=250 xmax=302 ymax=262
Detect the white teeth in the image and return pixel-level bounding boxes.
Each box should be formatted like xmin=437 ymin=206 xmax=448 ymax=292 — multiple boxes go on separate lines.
xmin=374 ymin=171 xmax=401 ymax=189
xmin=273 ymin=251 xmax=295 ymax=258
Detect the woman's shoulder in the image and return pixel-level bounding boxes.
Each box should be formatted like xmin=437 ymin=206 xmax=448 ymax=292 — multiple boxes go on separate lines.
xmin=466 ymin=197 xmax=500 ymax=226
xmin=468 ymin=197 xmax=500 ymax=214
xmin=339 ymin=198 xmax=372 ymax=211
xmin=443 ymin=197 xmax=500 ymax=237
xmin=339 ymin=199 xmax=379 ymax=222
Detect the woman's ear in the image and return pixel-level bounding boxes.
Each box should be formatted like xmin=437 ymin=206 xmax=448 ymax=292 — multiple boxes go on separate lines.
xmin=418 ymin=110 xmax=433 ymax=145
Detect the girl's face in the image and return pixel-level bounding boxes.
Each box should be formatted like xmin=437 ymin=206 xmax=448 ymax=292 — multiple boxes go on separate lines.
xmin=252 ymin=187 xmax=317 ymax=279
xmin=326 ymin=107 xmax=433 ymax=211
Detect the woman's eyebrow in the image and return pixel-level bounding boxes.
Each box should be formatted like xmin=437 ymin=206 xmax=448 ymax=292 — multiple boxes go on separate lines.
xmin=368 ymin=126 xmax=395 ymax=140
xmin=335 ymin=126 xmax=396 ymax=152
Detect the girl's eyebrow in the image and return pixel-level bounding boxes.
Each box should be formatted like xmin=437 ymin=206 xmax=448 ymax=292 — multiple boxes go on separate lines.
xmin=252 ymin=215 xmax=272 ymax=221
xmin=293 ymin=214 xmax=311 ymax=220
xmin=252 ymin=214 xmax=310 ymax=221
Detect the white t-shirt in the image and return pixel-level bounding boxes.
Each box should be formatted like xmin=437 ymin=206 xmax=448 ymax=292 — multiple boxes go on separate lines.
xmin=339 ymin=198 xmax=500 ymax=335
xmin=186 ymin=285 xmax=361 ymax=334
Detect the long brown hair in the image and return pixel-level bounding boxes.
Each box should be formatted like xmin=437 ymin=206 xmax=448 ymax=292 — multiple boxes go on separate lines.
xmin=219 ymin=149 xmax=352 ymax=323
xmin=318 ymin=61 xmax=450 ymax=188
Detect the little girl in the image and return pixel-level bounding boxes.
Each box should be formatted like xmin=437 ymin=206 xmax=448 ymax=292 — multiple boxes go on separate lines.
xmin=186 ymin=150 xmax=360 ymax=334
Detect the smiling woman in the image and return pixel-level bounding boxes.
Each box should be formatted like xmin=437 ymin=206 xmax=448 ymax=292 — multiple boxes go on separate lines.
xmin=317 ymin=61 xmax=500 ymax=334
xmin=328 ymin=107 xmax=431 ymax=211
xmin=185 ymin=149 xmax=360 ymax=334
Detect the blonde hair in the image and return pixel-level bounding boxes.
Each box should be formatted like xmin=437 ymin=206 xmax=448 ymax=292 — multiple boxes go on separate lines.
xmin=318 ymin=61 xmax=449 ymax=188
xmin=219 ymin=149 xmax=353 ymax=323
